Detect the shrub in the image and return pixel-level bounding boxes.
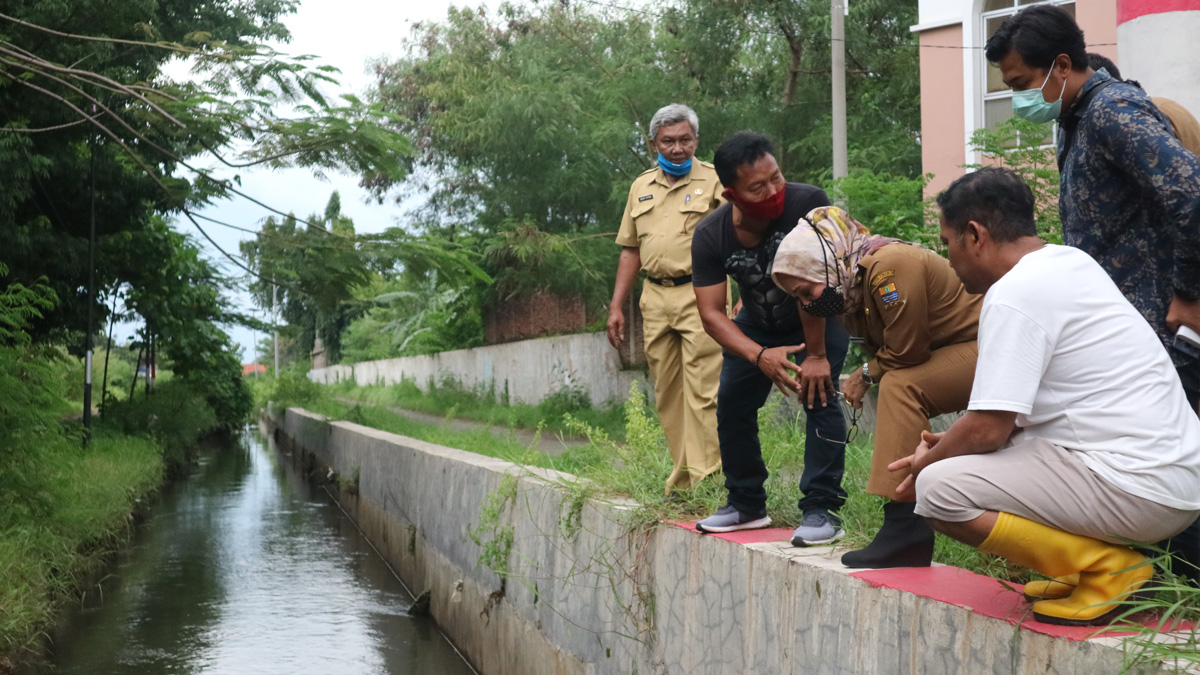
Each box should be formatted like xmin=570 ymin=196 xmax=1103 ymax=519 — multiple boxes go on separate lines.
xmin=100 ymin=381 xmax=219 ymax=474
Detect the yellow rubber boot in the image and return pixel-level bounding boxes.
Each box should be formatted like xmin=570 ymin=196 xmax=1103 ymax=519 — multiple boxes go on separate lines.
xmin=1022 ymin=574 xmax=1078 ymax=601
xmin=980 ymin=513 xmax=1152 ymax=626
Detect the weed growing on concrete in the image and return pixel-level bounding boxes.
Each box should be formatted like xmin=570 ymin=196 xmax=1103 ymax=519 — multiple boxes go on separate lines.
xmin=470 ymin=473 xmax=518 ymax=580
xmin=338 ymin=466 xmax=361 ymax=496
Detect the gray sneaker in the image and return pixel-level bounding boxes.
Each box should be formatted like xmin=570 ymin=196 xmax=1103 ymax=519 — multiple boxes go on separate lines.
xmin=696 ymin=505 xmax=772 ymax=533
xmin=791 ymin=512 xmax=845 ymax=546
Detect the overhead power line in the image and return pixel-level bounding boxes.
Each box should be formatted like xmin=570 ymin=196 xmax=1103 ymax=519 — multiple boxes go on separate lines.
xmin=573 ymin=0 xmax=1116 ymax=51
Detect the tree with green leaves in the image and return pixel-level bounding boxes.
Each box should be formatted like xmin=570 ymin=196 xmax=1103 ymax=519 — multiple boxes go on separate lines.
xmin=240 ymin=194 xmax=372 ymax=366
xmin=967 ymin=117 xmax=1062 ymax=244
xmin=356 ymin=0 xmax=922 ymax=357
xmin=0 ymin=0 xmax=415 ymax=423
xmin=372 ymin=0 xmax=921 ymax=235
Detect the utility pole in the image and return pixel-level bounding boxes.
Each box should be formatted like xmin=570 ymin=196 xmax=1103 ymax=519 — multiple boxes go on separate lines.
xmin=273 ymin=279 xmax=279 ymax=377
xmin=831 ymin=0 xmax=849 ymax=182
xmin=82 ymin=131 xmax=97 ymax=446
xmin=100 ymin=286 xmax=118 ymax=412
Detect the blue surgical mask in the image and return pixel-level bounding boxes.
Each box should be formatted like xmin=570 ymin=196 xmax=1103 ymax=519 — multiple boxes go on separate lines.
xmin=1011 ymin=67 xmax=1067 ymax=124
xmin=657 ymin=152 xmax=692 ymax=177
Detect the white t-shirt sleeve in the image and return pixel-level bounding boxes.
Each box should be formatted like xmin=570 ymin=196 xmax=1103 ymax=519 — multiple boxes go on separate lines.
xmin=969 ymin=302 xmax=1054 ymax=415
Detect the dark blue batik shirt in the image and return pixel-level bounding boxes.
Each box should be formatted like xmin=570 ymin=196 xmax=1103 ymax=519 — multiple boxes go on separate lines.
xmin=1057 ymin=69 xmax=1200 ymax=354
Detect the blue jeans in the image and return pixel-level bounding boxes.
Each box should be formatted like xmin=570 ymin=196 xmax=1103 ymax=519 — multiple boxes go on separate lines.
xmin=717 ymin=314 xmax=849 ymax=518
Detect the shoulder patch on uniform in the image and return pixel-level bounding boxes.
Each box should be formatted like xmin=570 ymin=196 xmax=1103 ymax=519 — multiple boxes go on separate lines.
xmin=638 ymin=194 xmax=653 ymax=202
xmin=877 ymin=282 xmax=901 ymax=307
xmin=870 ymin=270 xmax=895 ymax=287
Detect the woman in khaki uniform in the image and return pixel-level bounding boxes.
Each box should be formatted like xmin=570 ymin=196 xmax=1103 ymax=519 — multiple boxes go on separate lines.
xmin=772 ymin=206 xmax=982 ymax=568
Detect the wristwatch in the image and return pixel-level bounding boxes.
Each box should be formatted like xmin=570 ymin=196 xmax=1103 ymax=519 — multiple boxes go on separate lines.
xmin=861 ymin=362 xmax=874 ymax=385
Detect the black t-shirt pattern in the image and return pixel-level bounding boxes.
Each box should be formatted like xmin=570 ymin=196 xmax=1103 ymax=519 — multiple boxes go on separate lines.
xmin=692 ymin=183 xmax=831 ymax=333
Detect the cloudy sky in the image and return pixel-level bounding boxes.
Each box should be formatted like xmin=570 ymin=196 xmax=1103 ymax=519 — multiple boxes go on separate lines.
xmin=173 ymin=0 xmax=498 ymax=362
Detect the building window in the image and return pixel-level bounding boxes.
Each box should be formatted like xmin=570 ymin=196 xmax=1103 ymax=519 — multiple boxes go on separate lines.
xmin=981 ymin=0 xmax=1075 ymax=143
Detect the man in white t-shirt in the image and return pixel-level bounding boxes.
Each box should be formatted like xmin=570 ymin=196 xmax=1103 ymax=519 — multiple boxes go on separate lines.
xmin=890 ymin=167 xmax=1200 ymax=626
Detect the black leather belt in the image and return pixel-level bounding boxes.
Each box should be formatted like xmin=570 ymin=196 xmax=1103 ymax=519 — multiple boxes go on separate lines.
xmin=647 ymin=275 xmax=692 ymax=287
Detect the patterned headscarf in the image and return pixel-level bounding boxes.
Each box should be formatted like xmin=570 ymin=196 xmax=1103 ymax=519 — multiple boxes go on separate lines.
xmin=772 ymin=206 xmax=884 ymax=313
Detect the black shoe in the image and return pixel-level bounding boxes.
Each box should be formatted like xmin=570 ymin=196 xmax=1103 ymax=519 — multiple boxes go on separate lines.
xmin=841 ymin=501 xmax=934 ymax=569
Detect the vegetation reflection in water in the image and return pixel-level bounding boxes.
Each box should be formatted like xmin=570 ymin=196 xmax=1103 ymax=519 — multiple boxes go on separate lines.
xmin=48 ymin=433 xmax=475 ymax=675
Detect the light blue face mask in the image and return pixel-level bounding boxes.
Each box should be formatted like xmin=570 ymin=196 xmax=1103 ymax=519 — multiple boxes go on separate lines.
xmin=657 ymin=152 xmax=692 ymax=177
xmin=1011 ymin=67 xmax=1067 ymax=124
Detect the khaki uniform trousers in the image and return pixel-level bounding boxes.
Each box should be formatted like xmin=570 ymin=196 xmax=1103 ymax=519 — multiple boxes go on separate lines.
xmin=640 ymin=282 xmax=723 ymax=491
xmin=867 ymin=340 xmax=978 ymax=498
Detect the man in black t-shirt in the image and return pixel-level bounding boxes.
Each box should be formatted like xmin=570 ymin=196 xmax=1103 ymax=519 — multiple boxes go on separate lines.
xmin=691 ymin=132 xmax=850 ymax=546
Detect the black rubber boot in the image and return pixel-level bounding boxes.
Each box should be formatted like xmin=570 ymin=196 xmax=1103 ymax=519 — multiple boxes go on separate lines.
xmin=841 ymin=501 xmax=935 ymax=569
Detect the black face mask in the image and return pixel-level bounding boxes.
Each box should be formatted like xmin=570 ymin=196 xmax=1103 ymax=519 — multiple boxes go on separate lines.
xmin=800 ymin=285 xmax=845 ymax=317
xmin=798 ymin=219 xmax=847 ymax=318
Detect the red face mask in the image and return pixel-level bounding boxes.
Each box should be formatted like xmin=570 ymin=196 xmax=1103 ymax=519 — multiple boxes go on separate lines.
xmin=723 ymin=186 xmax=786 ymax=221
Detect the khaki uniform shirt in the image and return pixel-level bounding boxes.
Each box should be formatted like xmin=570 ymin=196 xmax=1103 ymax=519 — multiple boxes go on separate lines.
xmin=615 ymin=161 xmax=724 ymax=279
xmin=842 ymin=244 xmax=981 ymax=378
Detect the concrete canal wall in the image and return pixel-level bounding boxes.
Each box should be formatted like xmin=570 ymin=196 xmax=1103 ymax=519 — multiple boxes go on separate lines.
xmin=306 ymin=331 xmax=646 ymax=407
xmin=267 ymin=405 xmax=1159 ymax=675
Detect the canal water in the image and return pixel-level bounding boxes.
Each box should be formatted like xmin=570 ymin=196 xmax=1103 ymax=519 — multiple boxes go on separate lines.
xmin=46 ymin=432 xmax=476 ymax=675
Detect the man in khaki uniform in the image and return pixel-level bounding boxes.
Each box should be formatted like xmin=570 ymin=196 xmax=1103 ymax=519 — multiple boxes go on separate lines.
xmin=773 ymin=206 xmax=981 ymax=567
xmin=608 ymin=104 xmax=725 ymax=493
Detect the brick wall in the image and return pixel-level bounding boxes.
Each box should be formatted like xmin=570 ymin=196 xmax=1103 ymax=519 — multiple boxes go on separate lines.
xmin=484 ymin=291 xmax=590 ymax=344
xmin=484 ymin=290 xmax=647 ymax=368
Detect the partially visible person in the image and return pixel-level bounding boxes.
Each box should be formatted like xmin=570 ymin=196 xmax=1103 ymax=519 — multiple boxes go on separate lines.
xmin=1086 ymin=52 xmax=1200 ymax=156
xmin=609 ymin=104 xmax=726 ymax=495
xmin=772 ymin=206 xmax=981 ymax=568
xmin=988 ymin=6 xmax=1200 ymax=588
xmin=896 ymin=167 xmax=1200 ymax=626
xmin=690 ymin=132 xmax=850 ymax=546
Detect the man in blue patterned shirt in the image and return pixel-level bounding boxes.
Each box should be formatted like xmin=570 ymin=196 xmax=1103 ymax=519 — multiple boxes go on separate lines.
xmin=986 ymin=5 xmax=1200 ymax=412
xmin=986 ymin=3 xmax=1200 ymax=584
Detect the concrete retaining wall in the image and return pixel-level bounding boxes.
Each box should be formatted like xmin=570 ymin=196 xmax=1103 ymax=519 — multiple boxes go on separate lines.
xmin=266 ymin=406 xmax=1157 ymax=675
xmin=307 ymin=332 xmax=645 ymax=407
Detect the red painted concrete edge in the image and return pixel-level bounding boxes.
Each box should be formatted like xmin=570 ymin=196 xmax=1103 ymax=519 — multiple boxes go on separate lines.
xmin=1118 ymin=0 xmax=1200 ymax=24
xmin=668 ymin=520 xmax=1193 ymax=641
xmin=852 ymin=565 xmax=1194 ymax=641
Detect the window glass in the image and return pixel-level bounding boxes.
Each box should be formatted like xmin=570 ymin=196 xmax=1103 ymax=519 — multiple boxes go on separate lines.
xmin=985 ymin=98 xmax=1013 ymax=132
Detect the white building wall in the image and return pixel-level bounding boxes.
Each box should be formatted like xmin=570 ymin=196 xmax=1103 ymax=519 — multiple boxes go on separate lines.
xmin=1119 ymin=11 xmax=1200 ymax=118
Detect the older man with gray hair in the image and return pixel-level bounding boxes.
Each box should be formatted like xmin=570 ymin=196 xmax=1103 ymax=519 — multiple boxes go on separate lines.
xmin=609 ymin=103 xmax=726 ymax=493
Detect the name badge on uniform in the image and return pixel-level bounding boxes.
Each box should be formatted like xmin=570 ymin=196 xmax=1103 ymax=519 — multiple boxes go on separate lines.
xmin=638 ymin=194 xmax=653 ymax=202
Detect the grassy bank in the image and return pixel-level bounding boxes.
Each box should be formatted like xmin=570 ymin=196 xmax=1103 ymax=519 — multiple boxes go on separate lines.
xmin=0 ymin=431 xmax=164 ymax=672
xmin=0 ymin=346 xmax=225 ymax=673
xmin=321 ymin=375 xmax=627 ymax=441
